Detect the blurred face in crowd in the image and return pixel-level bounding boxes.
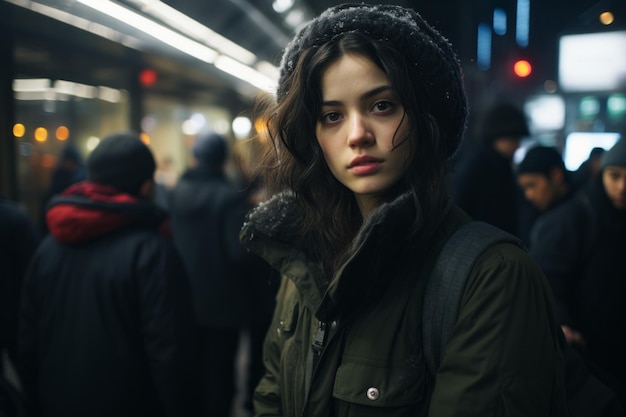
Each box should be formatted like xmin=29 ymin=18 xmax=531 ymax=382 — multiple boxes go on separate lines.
xmin=603 ymin=166 xmax=626 ymax=210
xmin=518 ymin=168 xmax=565 ymax=212
xmin=316 ymin=53 xmax=411 ymax=218
xmin=493 ymin=137 xmax=521 ymax=161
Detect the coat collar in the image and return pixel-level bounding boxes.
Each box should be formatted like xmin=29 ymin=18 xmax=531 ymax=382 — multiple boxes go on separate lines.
xmin=240 ymin=192 xmax=434 ymax=321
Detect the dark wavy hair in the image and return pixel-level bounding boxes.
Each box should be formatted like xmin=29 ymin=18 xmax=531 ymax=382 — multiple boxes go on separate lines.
xmin=256 ymin=32 xmax=451 ymax=276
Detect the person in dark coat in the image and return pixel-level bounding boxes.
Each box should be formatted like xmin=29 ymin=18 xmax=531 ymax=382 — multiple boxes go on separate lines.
xmin=530 ymin=138 xmax=626 ymax=410
xmin=572 ymin=146 xmax=605 ymax=189
xmin=515 ymin=145 xmax=577 ymax=243
xmin=169 ymin=132 xmax=248 ymax=417
xmin=241 ymin=5 xmax=566 ymax=416
xmin=451 ymin=102 xmax=529 ymax=236
xmin=0 ymin=197 xmax=38 ymax=372
xmin=517 ymin=145 xmax=575 ymax=213
xmin=17 ymin=132 xmax=200 ymax=417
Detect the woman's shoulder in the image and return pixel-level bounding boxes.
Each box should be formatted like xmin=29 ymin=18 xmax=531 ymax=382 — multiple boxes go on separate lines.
xmin=463 ymin=241 xmax=549 ymax=305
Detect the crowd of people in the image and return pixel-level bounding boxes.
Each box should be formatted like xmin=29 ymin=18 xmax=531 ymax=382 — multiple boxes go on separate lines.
xmin=1 ymin=3 xmax=625 ymax=417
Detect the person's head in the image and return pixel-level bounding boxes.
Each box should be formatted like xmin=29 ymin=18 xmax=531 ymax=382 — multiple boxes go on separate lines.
xmin=87 ymin=131 xmax=156 ymax=198
xmin=192 ymin=132 xmax=228 ymax=169
xmin=478 ymin=103 xmax=529 ymax=160
xmin=58 ymin=144 xmax=83 ymax=171
xmin=516 ymin=146 xmax=569 ymax=211
xmin=587 ymin=147 xmax=605 ymax=178
xmin=262 ymin=3 xmax=467 ymax=223
xmin=600 ymin=139 xmax=626 ymax=210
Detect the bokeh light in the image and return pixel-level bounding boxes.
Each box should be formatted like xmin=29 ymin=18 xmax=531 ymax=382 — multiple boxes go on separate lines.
xmin=599 ymin=11 xmax=614 ymax=25
xmin=13 ymin=123 xmax=25 ymax=138
xmin=513 ymin=59 xmax=532 ymax=78
xmin=56 ymin=126 xmax=69 ymax=141
xmin=34 ymin=127 xmax=48 ymax=142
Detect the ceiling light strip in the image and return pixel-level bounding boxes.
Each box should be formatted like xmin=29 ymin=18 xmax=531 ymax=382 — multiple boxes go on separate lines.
xmin=129 ymin=0 xmax=257 ymax=65
xmin=76 ymin=0 xmax=219 ymax=63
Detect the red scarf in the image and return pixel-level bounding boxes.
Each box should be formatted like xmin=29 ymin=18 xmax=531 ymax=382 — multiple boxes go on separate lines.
xmin=46 ymin=181 xmax=140 ymax=244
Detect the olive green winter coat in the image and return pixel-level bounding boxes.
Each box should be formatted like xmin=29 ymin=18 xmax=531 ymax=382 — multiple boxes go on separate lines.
xmin=240 ymin=193 xmax=565 ymax=417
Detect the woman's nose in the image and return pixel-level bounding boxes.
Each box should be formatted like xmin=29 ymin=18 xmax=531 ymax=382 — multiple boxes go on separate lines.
xmin=346 ymin=114 xmax=374 ymax=147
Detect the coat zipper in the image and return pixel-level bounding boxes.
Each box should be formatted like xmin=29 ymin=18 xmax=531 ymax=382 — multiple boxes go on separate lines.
xmin=308 ymin=320 xmax=328 ymax=390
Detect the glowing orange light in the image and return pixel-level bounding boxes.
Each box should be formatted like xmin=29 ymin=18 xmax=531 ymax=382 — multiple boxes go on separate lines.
xmin=599 ymin=11 xmax=614 ymax=25
xmin=140 ymin=132 xmax=151 ymax=145
xmin=139 ymin=69 xmax=157 ymax=86
xmin=34 ymin=127 xmax=48 ymax=142
xmin=56 ymin=126 xmax=69 ymax=141
xmin=13 ymin=123 xmax=25 ymax=138
xmin=513 ymin=59 xmax=532 ymax=78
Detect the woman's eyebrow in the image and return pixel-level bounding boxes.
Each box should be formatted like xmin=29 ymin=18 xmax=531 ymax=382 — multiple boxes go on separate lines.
xmin=321 ymin=85 xmax=392 ymax=107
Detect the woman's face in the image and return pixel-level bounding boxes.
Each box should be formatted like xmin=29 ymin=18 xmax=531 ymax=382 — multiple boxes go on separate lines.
xmin=602 ymin=166 xmax=626 ymax=210
xmin=315 ymin=53 xmax=411 ymax=217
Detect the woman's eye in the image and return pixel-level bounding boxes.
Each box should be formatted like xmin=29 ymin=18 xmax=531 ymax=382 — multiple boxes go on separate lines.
xmin=321 ymin=112 xmax=341 ymax=123
xmin=373 ymin=100 xmax=394 ymax=113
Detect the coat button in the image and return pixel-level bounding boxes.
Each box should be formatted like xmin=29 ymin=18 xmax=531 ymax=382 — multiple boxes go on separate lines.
xmin=366 ymin=387 xmax=380 ymax=401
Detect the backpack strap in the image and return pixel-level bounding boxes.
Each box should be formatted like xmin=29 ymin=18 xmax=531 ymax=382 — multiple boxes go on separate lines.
xmin=422 ymin=221 xmax=525 ymax=375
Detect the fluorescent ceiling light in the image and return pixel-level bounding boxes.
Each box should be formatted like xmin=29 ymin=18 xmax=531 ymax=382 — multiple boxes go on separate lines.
xmin=54 ymin=80 xmax=96 ymax=99
xmin=98 ymin=86 xmax=123 ymax=103
xmin=215 ymin=55 xmax=277 ymax=92
xmin=13 ymin=78 xmax=51 ymax=92
xmin=13 ymin=78 xmax=123 ymax=102
xmin=255 ymin=60 xmax=281 ymax=80
xmin=5 ymin=0 xmax=142 ymax=49
xmin=272 ymin=0 xmax=295 ymax=13
xmin=76 ymin=0 xmax=218 ymax=63
xmin=130 ymin=0 xmax=257 ymax=65
xmin=8 ymin=0 xmax=279 ymax=92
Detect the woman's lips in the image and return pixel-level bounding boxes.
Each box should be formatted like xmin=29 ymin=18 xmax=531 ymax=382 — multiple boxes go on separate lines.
xmin=348 ymin=156 xmax=383 ymax=175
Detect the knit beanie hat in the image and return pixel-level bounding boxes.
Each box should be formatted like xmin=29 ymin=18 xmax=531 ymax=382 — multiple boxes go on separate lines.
xmin=277 ymin=3 xmax=468 ymax=158
xmin=192 ymin=132 xmax=227 ymax=167
xmin=600 ymin=138 xmax=626 ymax=169
xmin=517 ymin=146 xmax=565 ymax=177
xmin=87 ymin=131 xmax=156 ymax=195
xmin=479 ymin=103 xmax=529 ymax=143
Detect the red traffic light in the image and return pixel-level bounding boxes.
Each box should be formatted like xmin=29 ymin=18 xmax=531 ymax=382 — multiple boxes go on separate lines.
xmin=513 ymin=59 xmax=532 ymax=78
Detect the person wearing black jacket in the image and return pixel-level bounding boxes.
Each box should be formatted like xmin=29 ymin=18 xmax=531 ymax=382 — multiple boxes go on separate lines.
xmin=0 ymin=197 xmax=38 ymax=373
xmin=530 ymin=138 xmax=626 ymax=411
xmin=451 ymin=102 xmax=529 ymax=237
xmin=169 ymin=132 xmax=248 ymax=417
xmin=515 ymin=145 xmax=577 ymax=244
xmin=17 ymin=132 xmax=200 ymax=417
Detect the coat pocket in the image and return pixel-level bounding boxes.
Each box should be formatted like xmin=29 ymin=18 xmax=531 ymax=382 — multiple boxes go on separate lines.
xmin=332 ymin=358 xmax=428 ymax=415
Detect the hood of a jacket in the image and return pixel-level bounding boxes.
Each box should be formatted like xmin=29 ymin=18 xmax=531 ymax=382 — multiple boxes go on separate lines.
xmin=240 ymin=192 xmax=439 ymax=321
xmin=46 ymin=181 xmax=169 ymax=244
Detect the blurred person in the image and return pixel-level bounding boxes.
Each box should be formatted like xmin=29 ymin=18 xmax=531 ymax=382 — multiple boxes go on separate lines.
xmin=517 ymin=145 xmax=575 ymax=213
xmin=153 ymin=155 xmax=177 ymax=210
xmin=169 ymin=132 xmax=248 ymax=417
xmin=231 ymin=139 xmax=280 ymax=416
xmin=18 ymin=132 xmax=200 ymax=417
xmin=240 ymin=4 xmax=565 ymax=416
xmin=530 ymin=138 xmax=626 ymax=409
xmin=0 ymin=196 xmax=38 ymax=373
xmin=39 ymin=144 xmax=86 ymax=235
xmin=572 ymin=147 xmax=605 ymax=189
xmin=452 ymin=102 xmax=529 ymax=236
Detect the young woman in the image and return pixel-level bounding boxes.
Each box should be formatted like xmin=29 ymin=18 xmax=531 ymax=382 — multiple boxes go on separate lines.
xmin=240 ymin=4 xmax=565 ymax=416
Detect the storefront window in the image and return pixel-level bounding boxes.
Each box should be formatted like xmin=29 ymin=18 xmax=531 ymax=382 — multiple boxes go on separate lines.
xmin=13 ymin=77 xmax=129 ymax=229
